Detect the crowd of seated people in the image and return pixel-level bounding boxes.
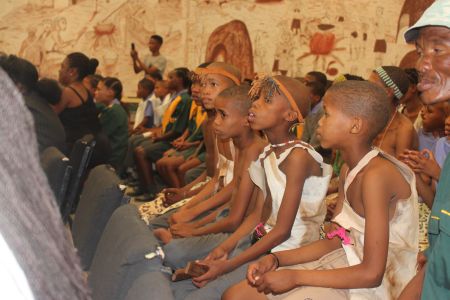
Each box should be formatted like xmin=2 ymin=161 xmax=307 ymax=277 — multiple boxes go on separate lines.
xmin=0 ymin=2 xmax=449 ymax=299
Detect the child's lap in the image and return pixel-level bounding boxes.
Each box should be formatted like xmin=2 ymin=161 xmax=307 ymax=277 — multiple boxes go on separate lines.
xmin=268 ymin=248 xmax=349 ymax=300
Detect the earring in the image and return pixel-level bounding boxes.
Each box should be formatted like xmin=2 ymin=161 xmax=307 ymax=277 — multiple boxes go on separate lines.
xmin=288 ymin=121 xmax=305 ymax=137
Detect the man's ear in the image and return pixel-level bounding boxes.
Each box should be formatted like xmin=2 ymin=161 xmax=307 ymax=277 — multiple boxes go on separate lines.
xmin=350 ymin=117 xmax=363 ymax=134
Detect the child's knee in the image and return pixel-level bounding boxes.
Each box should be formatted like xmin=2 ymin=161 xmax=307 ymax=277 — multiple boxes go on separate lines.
xmin=135 ymin=146 xmax=145 ymax=157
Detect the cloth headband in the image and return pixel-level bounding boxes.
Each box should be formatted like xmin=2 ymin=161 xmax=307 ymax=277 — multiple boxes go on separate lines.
xmin=273 ymin=78 xmax=304 ymax=123
xmin=375 ymin=67 xmax=404 ymax=100
xmin=200 ymin=67 xmax=241 ymax=85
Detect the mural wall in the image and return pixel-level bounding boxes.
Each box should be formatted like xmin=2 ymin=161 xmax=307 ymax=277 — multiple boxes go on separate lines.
xmin=0 ymin=0 xmax=433 ymax=94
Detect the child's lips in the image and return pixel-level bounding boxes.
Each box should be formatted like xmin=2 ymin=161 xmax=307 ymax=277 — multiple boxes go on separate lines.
xmin=417 ymin=77 xmax=437 ymax=92
xmin=248 ymin=111 xmax=256 ymax=122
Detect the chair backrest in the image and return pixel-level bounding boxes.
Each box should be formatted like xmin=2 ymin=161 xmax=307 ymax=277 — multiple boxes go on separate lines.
xmin=40 ymin=146 xmax=72 ymax=207
xmin=88 ymin=205 xmax=161 ymax=300
xmin=72 ymin=164 xmax=125 ymax=271
xmin=61 ymin=134 xmax=96 ymax=223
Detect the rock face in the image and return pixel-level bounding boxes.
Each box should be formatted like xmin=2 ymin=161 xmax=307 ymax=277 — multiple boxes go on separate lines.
xmin=205 ymin=19 xmax=254 ymax=80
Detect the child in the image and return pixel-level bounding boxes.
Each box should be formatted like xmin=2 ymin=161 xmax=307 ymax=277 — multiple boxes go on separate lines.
xmin=369 ymin=66 xmax=418 ymax=157
xmin=155 ymin=85 xmax=267 ymax=267
xmin=82 ymin=74 xmax=103 ymax=98
xmin=138 ymin=62 xmax=241 ymax=222
xmin=161 ymin=62 xmax=242 ymax=223
xmin=173 ymin=75 xmax=332 ymax=300
xmin=301 ymin=80 xmax=326 ymax=150
xmin=156 ymin=68 xmax=208 ymax=188
xmin=153 ymin=79 xmax=172 ymax=127
xmin=224 ymin=80 xmax=418 ymax=300
xmin=133 ymin=68 xmax=192 ymax=199
xmin=95 ymin=77 xmax=129 ymax=170
xmin=399 ymin=68 xmax=422 ymax=128
xmin=131 ymin=78 xmax=155 ymax=134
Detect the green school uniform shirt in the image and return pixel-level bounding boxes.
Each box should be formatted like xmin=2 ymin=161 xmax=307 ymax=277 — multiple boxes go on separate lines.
xmin=422 ymin=154 xmax=450 ymax=299
xmin=163 ymin=92 xmax=192 ymax=137
xmin=98 ymin=103 xmax=129 ymax=168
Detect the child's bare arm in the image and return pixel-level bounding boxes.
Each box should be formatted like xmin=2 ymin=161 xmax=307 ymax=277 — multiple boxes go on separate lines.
xmin=416 ymin=174 xmax=435 ymax=209
xmin=186 ymin=181 xmax=234 ymax=217
xmin=256 ymin=164 xmax=393 ymax=293
xmin=208 ymin=189 xmax=265 ymax=259
xmin=221 ymin=149 xmax=314 ymax=271
xmin=191 ymin=147 xmax=262 ymax=235
xmin=395 ymin=122 xmax=417 ymax=157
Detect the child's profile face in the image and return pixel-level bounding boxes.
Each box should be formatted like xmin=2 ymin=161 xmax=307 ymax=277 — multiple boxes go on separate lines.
xmin=191 ymin=81 xmax=202 ymax=105
xmin=200 ymin=74 xmax=234 ymax=110
xmin=213 ymin=95 xmax=247 ymax=140
xmin=248 ymin=91 xmax=290 ymax=131
xmin=95 ymin=81 xmax=114 ymax=104
xmin=137 ymin=83 xmax=149 ymax=99
xmin=316 ymin=92 xmax=352 ymax=149
xmin=421 ymin=103 xmax=446 ymax=132
xmin=58 ymin=58 xmax=72 ymax=86
xmin=155 ymin=81 xmax=169 ymax=98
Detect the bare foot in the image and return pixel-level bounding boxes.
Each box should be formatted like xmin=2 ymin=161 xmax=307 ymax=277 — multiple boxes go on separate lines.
xmin=154 ymin=228 xmax=172 ymax=244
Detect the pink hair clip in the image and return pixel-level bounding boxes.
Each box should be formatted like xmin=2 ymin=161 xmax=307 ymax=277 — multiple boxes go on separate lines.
xmin=326 ymin=227 xmax=352 ymax=245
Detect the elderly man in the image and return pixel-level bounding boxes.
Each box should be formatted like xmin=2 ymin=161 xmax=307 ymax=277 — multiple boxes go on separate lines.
xmin=400 ymin=1 xmax=450 ymax=299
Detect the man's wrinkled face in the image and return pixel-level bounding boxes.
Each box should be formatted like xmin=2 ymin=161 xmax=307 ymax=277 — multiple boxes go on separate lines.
xmin=415 ymin=26 xmax=450 ymax=104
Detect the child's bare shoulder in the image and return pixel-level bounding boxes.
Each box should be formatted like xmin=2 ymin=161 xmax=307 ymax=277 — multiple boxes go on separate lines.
xmin=363 ymin=156 xmax=409 ymax=193
xmin=245 ymin=137 xmax=268 ymax=161
xmin=397 ymin=113 xmax=415 ymax=132
xmin=283 ymin=144 xmax=318 ymax=168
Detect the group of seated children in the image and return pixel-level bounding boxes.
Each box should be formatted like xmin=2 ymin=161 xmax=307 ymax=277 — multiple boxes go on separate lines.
xmin=108 ymin=59 xmax=448 ymax=300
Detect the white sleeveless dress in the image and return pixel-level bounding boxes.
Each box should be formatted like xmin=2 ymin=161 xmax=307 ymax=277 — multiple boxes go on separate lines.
xmin=333 ymin=149 xmax=419 ymax=299
xmin=139 ymin=140 xmax=235 ymax=224
xmin=249 ymin=141 xmax=332 ymax=252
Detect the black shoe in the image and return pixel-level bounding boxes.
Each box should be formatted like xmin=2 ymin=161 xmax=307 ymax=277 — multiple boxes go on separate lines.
xmin=134 ymin=193 xmax=156 ymax=202
xmin=127 ymin=187 xmax=144 ymax=197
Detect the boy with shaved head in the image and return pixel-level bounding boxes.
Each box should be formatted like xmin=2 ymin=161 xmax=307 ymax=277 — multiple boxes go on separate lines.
xmin=225 ymin=80 xmax=418 ymax=300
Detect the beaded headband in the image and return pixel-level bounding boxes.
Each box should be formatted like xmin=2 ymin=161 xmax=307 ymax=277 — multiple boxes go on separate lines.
xmin=249 ymin=75 xmax=304 ymax=123
xmin=199 ymin=67 xmax=241 ymax=85
xmin=374 ymin=67 xmax=404 ymax=100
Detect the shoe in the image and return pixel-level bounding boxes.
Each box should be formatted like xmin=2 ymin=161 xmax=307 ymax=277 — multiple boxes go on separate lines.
xmin=127 ymin=187 xmax=144 ymax=197
xmin=134 ymin=193 xmax=156 ymax=202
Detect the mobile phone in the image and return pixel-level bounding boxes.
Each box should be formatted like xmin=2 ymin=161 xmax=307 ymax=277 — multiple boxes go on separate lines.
xmin=131 ymin=43 xmax=135 ymax=51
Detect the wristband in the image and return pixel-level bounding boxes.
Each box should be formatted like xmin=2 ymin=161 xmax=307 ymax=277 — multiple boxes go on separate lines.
xmin=270 ymin=253 xmax=280 ymax=269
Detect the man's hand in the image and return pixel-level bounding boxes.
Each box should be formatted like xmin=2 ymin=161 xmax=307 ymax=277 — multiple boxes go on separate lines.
xmin=130 ymin=49 xmax=138 ymax=59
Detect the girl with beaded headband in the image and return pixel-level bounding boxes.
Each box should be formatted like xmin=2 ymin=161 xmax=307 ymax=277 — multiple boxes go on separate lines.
xmin=368 ymin=66 xmax=418 ymax=157
xmin=181 ymin=75 xmax=332 ymax=300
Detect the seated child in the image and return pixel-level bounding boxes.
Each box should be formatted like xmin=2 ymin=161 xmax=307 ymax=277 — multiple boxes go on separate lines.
xmin=399 ymin=68 xmax=422 ymax=128
xmin=131 ymin=78 xmax=155 ymax=134
xmin=156 ymin=69 xmax=208 ymax=188
xmin=153 ymin=85 xmax=267 ymax=266
xmin=82 ymin=74 xmax=103 ymax=98
xmin=223 ymin=80 xmax=419 ymax=300
xmin=133 ymin=68 xmax=192 ymax=199
xmin=153 ymin=79 xmax=172 ymax=127
xmin=172 ymin=75 xmax=332 ymax=300
xmin=94 ymin=77 xmax=128 ymax=170
xmin=369 ymin=66 xmax=418 ymax=157
xmin=139 ymin=62 xmax=241 ymax=222
xmin=400 ymin=103 xmax=448 ymax=208
xmin=301 ymin=80 xmax=326 ymax=150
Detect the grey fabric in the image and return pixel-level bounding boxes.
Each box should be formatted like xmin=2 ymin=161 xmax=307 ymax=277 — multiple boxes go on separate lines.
xmin=172 ymin=235 xmax=253 ymax=300
xmin=163 ymin=232 xmax=230 ymax=270
xmin=125 ymin=271 xmax=174 ymax=300
xmin=40 ymin=146 xmax=72 ymax=207
xmin=184 ymin=162 xmax=206 ymax=184
xmin=72 ymin=164 xmax=124 ymax=271
xmin=0 ymin=68 xmax=90 ymax=299
xmin=24 ymin=90 xmax=66 ymax=154
xmin=123 ymin=134 xmax=147 ymax=170
xmin=88 ymin=204 xmax=162 ymax=300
